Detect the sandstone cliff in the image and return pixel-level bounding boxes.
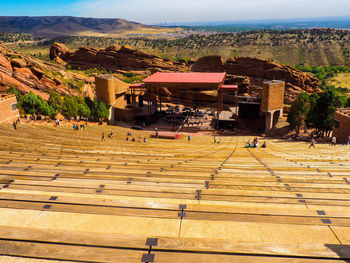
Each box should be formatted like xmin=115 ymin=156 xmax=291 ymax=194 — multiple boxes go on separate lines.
xmin=50 ymin=43 xmax=188 ymax=73
xmin=0 ymin=44 xmax=91 ymax=99
xmin=191 ymin=56 xmax=319 ymax=103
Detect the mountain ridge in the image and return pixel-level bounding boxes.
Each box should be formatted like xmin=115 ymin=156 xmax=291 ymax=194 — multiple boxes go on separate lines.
xmin=0 ymin=16 xmax=170 ymax=37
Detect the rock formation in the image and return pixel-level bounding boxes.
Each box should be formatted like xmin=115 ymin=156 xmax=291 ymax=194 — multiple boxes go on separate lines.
xmin=191 ymin=56 xmax=225 ymax=72
xmin=50 ymin=43 xmax=188 ymax=73
xmin=192 ymin=56 xmax=319 ymax=103
xmin=0 ymin=44 xmax=89 ymax=99
xmin=50 ymin=43 xmax=319 ymax=104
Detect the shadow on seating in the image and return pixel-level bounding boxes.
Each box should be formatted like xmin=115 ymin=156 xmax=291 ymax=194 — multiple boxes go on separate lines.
xmin=325 ymin=244 xmax=350 ymax=262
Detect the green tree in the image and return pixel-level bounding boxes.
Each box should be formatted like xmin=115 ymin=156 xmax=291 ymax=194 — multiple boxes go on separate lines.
xmin=38 ymin=99 xmax=54 ymax=120
xmin=61 ymin=96 xmax=78 ymax=121
xmin=77 ymin=103 xmax=91 ymax=119
xmin=287 ymin=92 xmax=310 ymax=133
xmin=18 ymin=92 xmax=41 ymax=116
xmin=306 ymin=93 xmax=319 ymax=128
xmin=48 ymin=90 xmax=63 ymax=116
xmin=313 ymin=89 xmax=342 ymax=136
xmin=74 ymin=96 xmax=91 ymax=120
xmin=95 ymin=100 xmax=109 ymax=121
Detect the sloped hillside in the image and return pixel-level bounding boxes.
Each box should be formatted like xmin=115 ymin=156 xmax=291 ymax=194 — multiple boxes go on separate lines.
xmin=0 ymin=44 xmax=92 ymax=99
xmin=0 ymin=16 xmax=173 ymax=37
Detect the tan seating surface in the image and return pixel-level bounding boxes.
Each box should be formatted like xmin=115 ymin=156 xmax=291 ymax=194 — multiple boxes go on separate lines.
xmin=0 ymin=123 xmax=349 ymax=262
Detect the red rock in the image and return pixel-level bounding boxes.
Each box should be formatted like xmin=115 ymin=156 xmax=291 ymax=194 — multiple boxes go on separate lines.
xmin=0 ymin=71 xmax=48 ymax=100
xmin=49 ymin=42 xmax=73 ymax=62
xmin=0 ymin=53 xmax=12 ymax=74
xmin=13 ymin=67 xmax=39 ymax=81
xmin=50 ymin=43 xmax=187 ymax=72
xmin=11 ymin=58 xmax=26 ymax=68
xmin=191 ymin=56 xmax=225 ymax=72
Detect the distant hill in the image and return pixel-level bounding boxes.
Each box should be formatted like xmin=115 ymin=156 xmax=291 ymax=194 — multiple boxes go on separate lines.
xmin=36 ymin=29 xmax=350 ymax=67
xmin=0 ymin=16 xmax=174 ymax=37
xmin=159 ymin=16 xmax=350 ymax=32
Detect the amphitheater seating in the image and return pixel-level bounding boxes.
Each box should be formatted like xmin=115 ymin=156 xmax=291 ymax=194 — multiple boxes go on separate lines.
xmin=0 ymin=123 xmax=349 ymax=262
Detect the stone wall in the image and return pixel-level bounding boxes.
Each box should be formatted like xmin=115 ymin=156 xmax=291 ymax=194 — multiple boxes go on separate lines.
xmin=333 ymin=109 xmax=350 ymax=143
xmin=0 ymin=95 xmax=19 ymax=124
xmin=261 ymin=80 xmax=285 ymax=112
xmin=95 ymin=75 xmax=115 ymax=106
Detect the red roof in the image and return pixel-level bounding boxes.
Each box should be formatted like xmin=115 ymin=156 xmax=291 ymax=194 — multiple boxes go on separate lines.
xmin=143 ymin=72 xmax=226 ymax=84
xmin=219 ymin=85 xmax=238 ymax=90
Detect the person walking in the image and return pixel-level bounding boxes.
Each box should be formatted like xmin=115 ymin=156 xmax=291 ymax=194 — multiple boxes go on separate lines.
xmin=12 ymin=121 xmax=17 ymax=130
xmin=309 ymin=138 xmax=316 ymax=149
xmin=101 ymin=133 xmax=105 ymax=141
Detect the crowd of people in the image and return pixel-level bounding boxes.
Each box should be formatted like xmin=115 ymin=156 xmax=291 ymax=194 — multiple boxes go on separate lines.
xmin=72 ymin=123 xmax=86 ymax=131
xmin=246 ymin=137 xmax=266 ymax=148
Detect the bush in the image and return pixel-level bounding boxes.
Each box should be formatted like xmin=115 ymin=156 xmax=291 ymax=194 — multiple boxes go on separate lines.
xmin=48 ymin=90 xmax=63 ymax=115
xmin=61 ymin=96 xmax=78 ymax=121
xmin=18 ymin=92 xmax=41 ymax=115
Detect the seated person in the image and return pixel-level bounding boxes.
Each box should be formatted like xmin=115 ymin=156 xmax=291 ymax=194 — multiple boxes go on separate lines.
xmin=108 ymin=131 xmax=114 ymax=138
xmin=262 ymin=142 xmax=267 ymax=148
xmin=131 ymin=137 xmax=135 ymax=142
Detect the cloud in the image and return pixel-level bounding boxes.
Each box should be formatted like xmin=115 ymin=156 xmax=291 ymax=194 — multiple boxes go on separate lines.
xmin=73 ymin=0 xmax=350 ymax=24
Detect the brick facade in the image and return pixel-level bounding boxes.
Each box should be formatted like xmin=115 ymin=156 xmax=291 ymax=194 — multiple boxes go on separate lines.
xmin=0 ymin=95 xmax=20 ymax=124
xmin=333 ymin=109 xmax=350 ymax=143
xmin=261 ymin=80 xmax=285 ymax=112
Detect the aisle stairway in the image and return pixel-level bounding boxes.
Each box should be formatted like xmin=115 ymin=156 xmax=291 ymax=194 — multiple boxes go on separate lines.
xmin=0 ymin=123 xmax=349 ymax=262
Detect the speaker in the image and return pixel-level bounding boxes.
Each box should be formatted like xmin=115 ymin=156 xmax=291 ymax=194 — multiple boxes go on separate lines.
xmin=125 ymin=94 xmax=131 ymax=105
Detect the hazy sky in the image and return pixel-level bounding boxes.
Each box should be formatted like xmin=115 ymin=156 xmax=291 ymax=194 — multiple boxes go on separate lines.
xmin=1 ymin=0 xmax=350 ymax=24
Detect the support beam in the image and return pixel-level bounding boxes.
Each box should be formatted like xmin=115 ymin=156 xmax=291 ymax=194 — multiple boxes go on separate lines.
xmin=148 ymin=87 xmax=151 ymax=123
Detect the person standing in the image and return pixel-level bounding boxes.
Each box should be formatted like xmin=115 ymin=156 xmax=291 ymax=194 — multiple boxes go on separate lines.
xmin=101 ymin=133 xmax=105 ymax=141
xmin=12 ymin=121 xmax=17 ymax=130
xmin=331 ymin=136 xmax=336 ymax=146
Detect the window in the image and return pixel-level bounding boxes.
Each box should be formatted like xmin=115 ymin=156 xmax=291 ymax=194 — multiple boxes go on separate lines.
xmin=11 ymin=103 xmax=17 ymax=111
xmin=335 ymin=120 xmax=340 ymax=129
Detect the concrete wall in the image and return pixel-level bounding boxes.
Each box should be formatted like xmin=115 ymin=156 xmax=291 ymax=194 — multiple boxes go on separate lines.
xmin=333 ymin=109 xmax=350 ymax=143
xmin=0 ymin=95 xmax=20 ymax=124
xmin=261 ymin=80 xmax=285 ymax=112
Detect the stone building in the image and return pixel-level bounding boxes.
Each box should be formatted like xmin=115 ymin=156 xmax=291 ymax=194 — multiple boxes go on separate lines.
xmin=333 ymin=108 xmax=350 ymax=143
xmin=0 ymin=95 xmax=20 ymax=124
xmin=95 ymin=75 xmax=130 ymax=123
xmin=94 ymin=73 xmax=285 ymax=133
xmin=260 ymin=80 xmax=285 ymax=135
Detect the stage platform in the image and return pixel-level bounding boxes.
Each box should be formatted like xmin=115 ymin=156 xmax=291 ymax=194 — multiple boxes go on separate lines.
xmin=151 ymin=131 xmax=180 ymax=139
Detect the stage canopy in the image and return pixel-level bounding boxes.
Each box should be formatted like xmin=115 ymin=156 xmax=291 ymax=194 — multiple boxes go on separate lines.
xmin=142 ymin=72 xmax=227 ymax=89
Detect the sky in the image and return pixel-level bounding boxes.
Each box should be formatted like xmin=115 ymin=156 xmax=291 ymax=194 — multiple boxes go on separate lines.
xmin=0 ymin=0 xmax=350 ymax=24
